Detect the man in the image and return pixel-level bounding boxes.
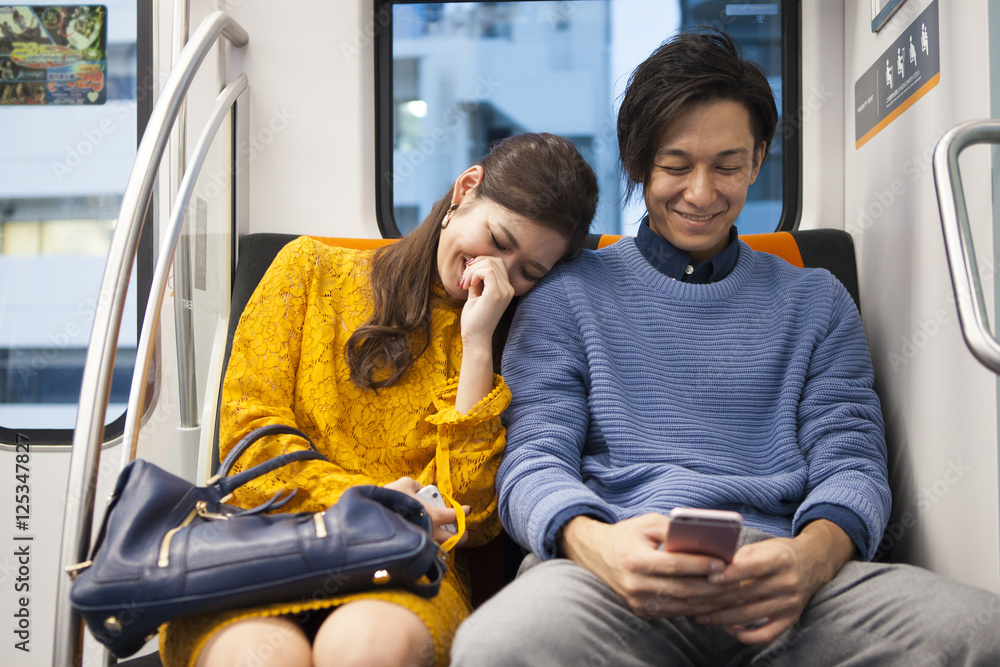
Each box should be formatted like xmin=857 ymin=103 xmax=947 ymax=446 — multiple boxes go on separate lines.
xmin=451 ymin=30 xmax=1000 ymax=666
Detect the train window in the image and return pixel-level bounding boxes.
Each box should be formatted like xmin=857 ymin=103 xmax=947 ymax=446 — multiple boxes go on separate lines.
xmin=0 ymin=2 xmax=152 ymax=445
xmin=375 ymin=0 xmax=800 ymax=237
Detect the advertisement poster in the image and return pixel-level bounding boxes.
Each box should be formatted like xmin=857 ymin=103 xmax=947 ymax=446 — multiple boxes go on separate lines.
xmin=0 ymin=5 xmax=107 ymax=105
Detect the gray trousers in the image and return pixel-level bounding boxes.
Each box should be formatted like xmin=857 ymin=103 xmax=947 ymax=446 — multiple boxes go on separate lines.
xmin=450 ymin=529 xmax=1000 ymax=666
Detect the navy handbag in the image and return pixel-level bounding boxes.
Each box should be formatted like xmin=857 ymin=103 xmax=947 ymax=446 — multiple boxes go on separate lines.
xmin=66 ymin=424 xmax=447 ymax=658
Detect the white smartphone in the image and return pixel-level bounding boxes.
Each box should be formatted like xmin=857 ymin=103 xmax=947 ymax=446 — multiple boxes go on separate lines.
xmin=662 ymin=507 xmax=743 ymax=563
xmin=415 ymin=484 xmax=456 ymax=532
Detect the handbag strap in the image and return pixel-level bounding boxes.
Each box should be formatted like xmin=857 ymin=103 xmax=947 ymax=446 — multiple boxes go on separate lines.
xmin=400 ymin=547 xmax=448 ymax=598
xmin=217 ymin=425 xmax=467 ymax=556
xmin=215 ymin=424 xmax=328 ymax=496
xmin=437 ymin=491 xmax=467 ymax=552
xmin=431 ymin=414 xmax=469 ymax=552
xmin=219 ymin=424 xmax=322 ymax=475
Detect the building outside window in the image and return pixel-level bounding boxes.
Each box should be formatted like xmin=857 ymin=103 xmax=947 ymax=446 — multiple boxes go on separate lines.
xmin=382 ymin=0 xmax=790 ymax=237
xmin=0 ymin=1 xmax=141 ymax=438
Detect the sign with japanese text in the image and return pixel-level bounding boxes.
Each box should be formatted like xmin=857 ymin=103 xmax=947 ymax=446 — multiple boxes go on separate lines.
xmin=855 ymin=0 xmax=939 ymax=149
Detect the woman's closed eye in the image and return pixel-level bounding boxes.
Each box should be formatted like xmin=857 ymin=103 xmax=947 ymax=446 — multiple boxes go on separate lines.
xmin=521 ymin=267 xmax=542 ymax=282
xmin=490 ymin=232 xmax=507 ymax=251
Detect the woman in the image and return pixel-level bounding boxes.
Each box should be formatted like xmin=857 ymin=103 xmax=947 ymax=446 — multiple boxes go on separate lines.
xmin=160 ymin=133 xmax=598 ymax=667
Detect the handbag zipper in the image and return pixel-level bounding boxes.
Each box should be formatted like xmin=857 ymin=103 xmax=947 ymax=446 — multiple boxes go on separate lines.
xmin=158 ymin=506 xmax=199 ymax=567
xmin=158 ymin=502 xmax=327 ymax=568
xmin=195 ymin=499 xmax=234 ymax=521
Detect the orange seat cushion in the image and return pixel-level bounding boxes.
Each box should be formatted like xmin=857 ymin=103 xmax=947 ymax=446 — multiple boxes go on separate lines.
xmin=594 ymin=232 xmax=803 ymax=268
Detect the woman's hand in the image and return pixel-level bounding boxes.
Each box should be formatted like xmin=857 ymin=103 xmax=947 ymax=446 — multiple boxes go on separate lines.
xmin=454 ymin=257 xmax=513 ymax=413
xmin=383 ymin=477 xmax=470 ymax=546
xmin=459 ymin=256 xmax=515 ymax=346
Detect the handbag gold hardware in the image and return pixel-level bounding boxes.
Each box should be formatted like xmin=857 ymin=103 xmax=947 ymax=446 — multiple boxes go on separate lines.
xmin=158 ymin=507 xmax=199 ymax=567
xmin=65 ymin=560 xmax=93 ymax=580
xmin=195 ymin=499 xmax=232 ymax=521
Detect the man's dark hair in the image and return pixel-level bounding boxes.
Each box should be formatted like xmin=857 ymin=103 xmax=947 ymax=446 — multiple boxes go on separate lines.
xmin=617 ymin=28 xmax=779 ymax=203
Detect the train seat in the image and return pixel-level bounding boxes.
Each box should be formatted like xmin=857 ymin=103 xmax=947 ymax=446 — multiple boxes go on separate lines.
xmin=215 ymin=227 xmax=863 ymax=464
xmin=114 ymin=228 xmax=861 ymax=666
xmin=226 ymin=230 xmax=861 ymax=365
xmin=589 ymin=229 xmax=862 ymax=311
xmin=212 ymin=227 xmax=861 ymax=602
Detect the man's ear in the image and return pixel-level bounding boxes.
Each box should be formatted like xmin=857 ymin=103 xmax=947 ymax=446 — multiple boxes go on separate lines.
xmin=624 ymin=167 xmax=647 ymax=203
xmin=451 ymin=165 xmax=484 ymax=206
xmin=749 ymin=142 xmax=768 ymax=184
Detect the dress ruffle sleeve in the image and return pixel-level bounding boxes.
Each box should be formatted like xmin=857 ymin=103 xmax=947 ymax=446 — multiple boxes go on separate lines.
xmin=423 ymin=375 xmax=510 ymax=547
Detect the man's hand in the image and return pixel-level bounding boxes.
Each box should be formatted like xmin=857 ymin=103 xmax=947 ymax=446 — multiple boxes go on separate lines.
xmin=693 ymin=519 xmax=855 ymax=644
xmin=559 ymin=514 xmax=741 ymax=618
xmin=560 ymin=516 xmax=855 ymax=644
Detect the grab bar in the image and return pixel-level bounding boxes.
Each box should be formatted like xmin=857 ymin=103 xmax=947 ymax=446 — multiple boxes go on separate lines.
xmin=122 ymin=73 xmax=249 ymax=463
xmin=53 ymin=12 xmax=248 ymax=666
xmin=172 ymin=0 xmax=200 ymax=432
xmin=933 ymin=120 xmax=1000 ymax=374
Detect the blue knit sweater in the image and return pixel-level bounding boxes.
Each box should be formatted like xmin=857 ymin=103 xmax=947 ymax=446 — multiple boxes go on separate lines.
xmin=498 ymin=239 xmax=891 ymax=562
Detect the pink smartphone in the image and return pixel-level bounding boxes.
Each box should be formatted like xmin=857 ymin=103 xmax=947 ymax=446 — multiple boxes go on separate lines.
xmin=663 ymin=508 xmax=743 ymax=563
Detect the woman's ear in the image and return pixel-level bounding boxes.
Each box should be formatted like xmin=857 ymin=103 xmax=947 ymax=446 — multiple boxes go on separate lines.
xmin=451 ymin=165 xmax=484 ymax=206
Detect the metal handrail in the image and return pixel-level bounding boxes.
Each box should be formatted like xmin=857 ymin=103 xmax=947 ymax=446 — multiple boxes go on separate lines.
xmin=933 ymin=120 xmax=1000 ymax=374
xmin=54 ymin=12 xmax=248 ymax=666
xmin=172 ymin=0 xmax=200 ymax=430
xmin=122 ymin=73 xmax=248 ymax=464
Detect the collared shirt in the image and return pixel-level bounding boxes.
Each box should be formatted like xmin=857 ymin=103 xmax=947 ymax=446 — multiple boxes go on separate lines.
xmin=635 ymin=215 xmax=740 ymax=284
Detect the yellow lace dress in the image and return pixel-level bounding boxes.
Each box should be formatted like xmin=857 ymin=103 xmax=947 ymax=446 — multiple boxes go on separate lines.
xmin=159 ymin=236 xmax=510 ymax=666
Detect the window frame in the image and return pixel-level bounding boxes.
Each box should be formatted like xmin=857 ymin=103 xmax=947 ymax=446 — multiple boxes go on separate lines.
xmin=0 ymin=0 xmax=155 ymax=447
xmin=374 ymin=0 xmax=802 ymax=238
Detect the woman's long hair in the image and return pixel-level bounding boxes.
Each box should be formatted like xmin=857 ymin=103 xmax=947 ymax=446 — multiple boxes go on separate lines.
xmin=346 ymin=132 xmax=598 ymax=390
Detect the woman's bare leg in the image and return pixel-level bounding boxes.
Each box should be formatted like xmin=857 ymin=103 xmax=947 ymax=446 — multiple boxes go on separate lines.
xmin=195 ymin=615 xmax=312 ymax=667
xmin=312 ymin=600 xmax=434 ymax=667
